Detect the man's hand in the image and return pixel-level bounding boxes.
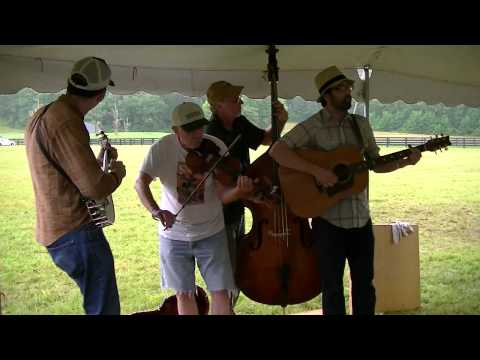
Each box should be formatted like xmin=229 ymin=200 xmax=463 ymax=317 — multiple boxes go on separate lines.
xmin=406 ymin=148 xmax=422 ymax=166
xmin=273 ymin=100 xmax=288 ymax=126
xmin=312 ymin=166 xmax=338 ymax=188
xmin=109 ymin=161 xmax=126 ymax=182
xmin=235 ymin=176 xmax=255 ymax=199
xmin=98 ymin=145 xmax=118 ymax=162
xmin=152 ymin=209 xmax=176 ymax=229
xmin=107 ymin=146 xmax=118 ymax=161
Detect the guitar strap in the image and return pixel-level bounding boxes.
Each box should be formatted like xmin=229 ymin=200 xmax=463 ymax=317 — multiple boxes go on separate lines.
xmin=350 ymin=114 xmax=372 ymax=163
xmin=31 ymin=103 xmax=86 ymax=203
xmin=350 ymin=114 xmax=371 ymax=201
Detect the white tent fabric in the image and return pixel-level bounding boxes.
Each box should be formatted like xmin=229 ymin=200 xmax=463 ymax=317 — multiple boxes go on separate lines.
xmin=1 ymin=45 xmax=479 ymax=107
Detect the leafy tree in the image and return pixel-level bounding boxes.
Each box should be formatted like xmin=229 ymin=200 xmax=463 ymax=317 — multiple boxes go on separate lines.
xmin=1 ymin=88 xmax=479 ymax=136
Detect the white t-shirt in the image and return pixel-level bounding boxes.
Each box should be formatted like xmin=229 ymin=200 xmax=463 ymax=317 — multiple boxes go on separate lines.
xmin=140 ymin=133 xmax=228 ymax=241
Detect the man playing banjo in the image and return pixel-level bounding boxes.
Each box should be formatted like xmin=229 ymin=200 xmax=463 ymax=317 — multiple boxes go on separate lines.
xmin=25 ymin=57 xmax=126 ymax=315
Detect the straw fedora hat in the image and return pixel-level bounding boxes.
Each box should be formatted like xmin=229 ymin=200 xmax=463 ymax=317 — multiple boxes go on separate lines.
xmin=314 ymin=65 xmax=354 ymax=102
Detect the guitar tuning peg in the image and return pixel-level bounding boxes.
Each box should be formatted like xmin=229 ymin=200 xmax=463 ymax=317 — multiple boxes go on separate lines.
xmin=445 ymin=147 xmax=448 ymax=151
xmin=441 ymin=133 xmax=444 ymax=137
xmin=435 ymin=134 xmax=438 ymax=138
xmin=434 ymin=150 xmax=437 ymax=155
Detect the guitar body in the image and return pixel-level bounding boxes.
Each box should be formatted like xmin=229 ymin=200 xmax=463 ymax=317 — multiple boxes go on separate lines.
xmin=278 ymin=146 xmax=368 ymax=218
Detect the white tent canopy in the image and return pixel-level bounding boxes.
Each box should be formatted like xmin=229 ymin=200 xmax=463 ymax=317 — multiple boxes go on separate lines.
xmin=1 ymin=45 xmax=479 ymax=107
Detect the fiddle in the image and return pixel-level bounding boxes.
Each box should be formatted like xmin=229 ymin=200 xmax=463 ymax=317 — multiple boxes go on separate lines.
xmin=185 ymin=137 xmax=278 ymax=204
xmin=185 ymin=138 xmax=241 ymax=186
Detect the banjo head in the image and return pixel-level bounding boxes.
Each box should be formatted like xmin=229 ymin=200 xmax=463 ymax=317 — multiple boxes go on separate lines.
xmin=86 ymin=195 xmax=115 ymax=228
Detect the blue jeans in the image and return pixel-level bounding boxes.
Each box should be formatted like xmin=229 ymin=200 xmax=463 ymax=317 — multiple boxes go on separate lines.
xmin=47 ymin=223 xmax=120 ymax=315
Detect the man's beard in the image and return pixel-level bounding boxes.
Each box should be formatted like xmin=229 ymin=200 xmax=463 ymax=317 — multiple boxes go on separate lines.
xmin=334 ymin=96 xmax=352 ymax=111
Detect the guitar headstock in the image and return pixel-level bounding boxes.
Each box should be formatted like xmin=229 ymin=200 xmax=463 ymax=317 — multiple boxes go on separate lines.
xmin=424 ymin=135 xmax=451 ymax=152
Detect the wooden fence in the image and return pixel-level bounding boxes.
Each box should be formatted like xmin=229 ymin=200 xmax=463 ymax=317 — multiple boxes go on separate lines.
xmin=9 ymin=136 xmax=480 ymax=147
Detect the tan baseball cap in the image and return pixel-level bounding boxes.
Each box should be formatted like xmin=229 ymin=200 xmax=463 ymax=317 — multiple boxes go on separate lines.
xmin=207 ymin=81 xmax=244 ymax=107
xmin=171 ymin=102 xmax=209 ymax=132
xmin=314 ymin=65 xmax=354 ymax=102
xmin=68 ymin=56 xmax=115 ymax=91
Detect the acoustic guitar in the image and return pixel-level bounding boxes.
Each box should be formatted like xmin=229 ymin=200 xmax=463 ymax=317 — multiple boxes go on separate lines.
xmin=278 ymin=136 xmax=451 ymax=218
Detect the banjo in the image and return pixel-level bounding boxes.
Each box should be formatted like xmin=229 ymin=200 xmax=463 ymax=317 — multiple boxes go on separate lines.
xmin=85 ymin=131 xmax=116 ymax=227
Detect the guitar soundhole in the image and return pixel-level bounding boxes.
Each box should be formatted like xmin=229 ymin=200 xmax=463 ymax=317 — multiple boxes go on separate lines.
xmin=333 ymin=164 xmax=351 ymax=183
xmin=315 ymin=164 xmax=354 ymax=197
xmin=322 ymin=164 xmax=353 ymax=196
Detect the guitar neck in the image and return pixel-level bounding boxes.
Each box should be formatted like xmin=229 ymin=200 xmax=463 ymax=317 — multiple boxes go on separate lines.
xmin=373 ymin=143 xmax=426 ymax=167
xmin=352 ymin=144 xmax=427 ymax=173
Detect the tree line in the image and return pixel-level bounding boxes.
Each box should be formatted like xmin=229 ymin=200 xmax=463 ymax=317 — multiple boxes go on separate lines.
xmin=1 ymin=88 xmax=479 ymax=136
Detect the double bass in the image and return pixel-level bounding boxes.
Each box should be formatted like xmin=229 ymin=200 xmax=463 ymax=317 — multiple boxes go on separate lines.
xmin=235 ymin=45 xmax=322 ymax=308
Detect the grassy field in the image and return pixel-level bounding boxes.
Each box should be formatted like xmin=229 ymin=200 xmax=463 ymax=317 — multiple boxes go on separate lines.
xmin=1 ymin=143 xmax=479 ymax=315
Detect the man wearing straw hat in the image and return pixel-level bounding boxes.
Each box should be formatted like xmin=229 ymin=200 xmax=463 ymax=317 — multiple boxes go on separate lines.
xmin=270 ymin=66 xmax=421 ymax=315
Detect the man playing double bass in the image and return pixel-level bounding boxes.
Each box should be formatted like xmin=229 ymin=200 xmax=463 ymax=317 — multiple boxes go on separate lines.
xmin=270 ymin=66 xmax=422 ymax=315
xmin=205 ymin=81 xmax=288 ymax=308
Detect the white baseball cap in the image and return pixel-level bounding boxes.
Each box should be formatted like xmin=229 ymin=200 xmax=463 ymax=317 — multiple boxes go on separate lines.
xmin=171 ymin=102 xmax=209 ymax=132
xmin=68 ymin=56 xmax=115 ymax=91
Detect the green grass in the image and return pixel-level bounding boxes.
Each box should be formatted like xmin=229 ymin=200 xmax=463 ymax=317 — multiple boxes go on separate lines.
xmin=0 ymin=124 xmax=23 ymax=140
xmin=1 ymin=144 xmax=479 ymax=315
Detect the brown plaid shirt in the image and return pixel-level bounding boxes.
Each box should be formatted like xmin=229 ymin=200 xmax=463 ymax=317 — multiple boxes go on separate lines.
xmin=25 ymin=95 xmax=119 ymax=246
xmin=281 ymin=108 xmax=380 ymax=229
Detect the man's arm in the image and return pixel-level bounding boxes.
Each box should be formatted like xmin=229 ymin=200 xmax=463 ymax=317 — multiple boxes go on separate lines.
xmin=269 ymin=140 xmax=338 ymax=187
xmin=261 ymin=101 xmax=288 ymax=145
xmin=215 ymin=176 xmax=254 ymax=204
xmin=134 ymin=171 xmax=161 ymax=215
xmin=134 ymin=171 xmax=176 ymax=228
xmin=372 ymin=149 xmax=422 ymax=173
xmin=54 ymin=123 xmax=125 ymax=200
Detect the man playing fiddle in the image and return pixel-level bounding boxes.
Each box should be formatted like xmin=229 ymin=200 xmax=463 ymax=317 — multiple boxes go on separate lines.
xmin=135 ymin=102 xmax=254 ymax=315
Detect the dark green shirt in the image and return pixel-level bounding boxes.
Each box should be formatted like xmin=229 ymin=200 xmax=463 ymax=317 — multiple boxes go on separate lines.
xmin=205 ymin=114 xmax=265 ymax=224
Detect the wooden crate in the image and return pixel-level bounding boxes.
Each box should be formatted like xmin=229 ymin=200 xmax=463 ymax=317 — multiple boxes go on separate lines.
xmin=371 ymin=224 xmax=420 ymax=313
